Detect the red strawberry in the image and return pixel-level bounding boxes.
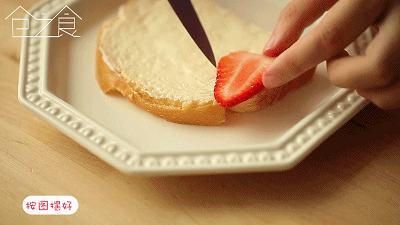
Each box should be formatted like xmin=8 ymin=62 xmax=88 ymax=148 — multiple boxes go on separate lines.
xmin=214 ymin=51 xmax=275 ymax=108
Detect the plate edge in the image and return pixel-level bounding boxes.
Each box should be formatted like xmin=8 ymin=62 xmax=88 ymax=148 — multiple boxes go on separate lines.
xmin=17 ymin=0 xmax=370 ymax=175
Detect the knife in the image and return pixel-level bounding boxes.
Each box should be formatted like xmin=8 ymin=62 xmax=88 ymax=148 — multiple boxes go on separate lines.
xmin=167 ymin=0 xmax=216 ymax=67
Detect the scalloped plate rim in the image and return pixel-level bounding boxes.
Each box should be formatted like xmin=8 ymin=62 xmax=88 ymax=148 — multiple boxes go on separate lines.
xmin=17 ymin=0 xmax=370 ymax=175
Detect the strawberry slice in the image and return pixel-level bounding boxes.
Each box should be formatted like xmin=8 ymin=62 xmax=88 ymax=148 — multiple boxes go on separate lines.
xmin=214 ymin=51 xmax=274 ymax=108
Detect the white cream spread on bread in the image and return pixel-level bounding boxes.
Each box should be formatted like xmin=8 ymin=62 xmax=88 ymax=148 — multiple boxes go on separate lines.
xmin=99 ymin=0 xmax=270 ymax=102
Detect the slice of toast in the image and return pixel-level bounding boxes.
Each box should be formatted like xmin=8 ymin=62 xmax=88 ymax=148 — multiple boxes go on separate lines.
xmin=96 ymin=0 xmax=274 ymax=125
xmin=96 ymin=29 xmax=225 ymax=126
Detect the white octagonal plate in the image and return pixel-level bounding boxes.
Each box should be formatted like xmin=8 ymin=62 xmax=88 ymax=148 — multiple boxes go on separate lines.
xmin=18 ymin=0 xmax=372 ymax=175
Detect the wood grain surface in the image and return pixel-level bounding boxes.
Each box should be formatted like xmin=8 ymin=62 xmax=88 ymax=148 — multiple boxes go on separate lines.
xmin=1 ymin=0 xmax=400 ymax=224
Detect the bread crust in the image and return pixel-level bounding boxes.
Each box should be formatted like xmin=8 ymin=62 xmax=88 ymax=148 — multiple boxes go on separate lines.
xmin=229 ymin=86 xmax=283 ymax=113
xmin=97 ymin=22 xmax=226 ymax=126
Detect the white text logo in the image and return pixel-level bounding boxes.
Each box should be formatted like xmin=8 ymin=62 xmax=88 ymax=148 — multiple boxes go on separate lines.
xmin=5 ymin=5 xmax=81 ymax=38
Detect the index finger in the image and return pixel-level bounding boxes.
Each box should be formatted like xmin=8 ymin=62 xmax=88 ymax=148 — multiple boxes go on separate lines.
xmin=262 ymin=0 xmax=388 ymax=88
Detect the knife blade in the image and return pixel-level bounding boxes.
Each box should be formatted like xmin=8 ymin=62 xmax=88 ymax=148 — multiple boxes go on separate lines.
xmin=167 ymin=0 xmax=216 ymax=67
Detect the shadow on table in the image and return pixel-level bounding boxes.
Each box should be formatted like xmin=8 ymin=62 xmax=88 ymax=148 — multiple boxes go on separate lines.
xmin=133 ymin=104 xmax=400 ymax=208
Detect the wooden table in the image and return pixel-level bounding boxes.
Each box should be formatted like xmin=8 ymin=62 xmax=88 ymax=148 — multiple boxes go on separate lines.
xmin=1 ymin=0 xmax=400 ymax=224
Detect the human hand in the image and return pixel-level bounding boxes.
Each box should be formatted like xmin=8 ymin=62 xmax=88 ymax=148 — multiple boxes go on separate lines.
xmin=262 ymin=0 xmax=400 ymax=109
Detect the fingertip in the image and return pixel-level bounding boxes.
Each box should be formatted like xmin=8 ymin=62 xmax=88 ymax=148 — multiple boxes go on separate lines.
xmin=263 ymin=39 xmax=288 ymax=57
xmin=326 ymin=50 xmax=349 ymax=75
xmin=326 ymin=49 xmax=350 ymax=64
xmin=355 ymin=89 xmax=368 ymax=99
xmin=326 ymin=49 xmax=356 ymax=88
xmin=262 ymin=53 xmax=294 ymax=88
xmin=262 ymin=34 xmax=278 ymax=56
xmin=262 ymin=74 xmax=281 ymax=88
xmin=263 ymin=48 xmax=280 ymax=57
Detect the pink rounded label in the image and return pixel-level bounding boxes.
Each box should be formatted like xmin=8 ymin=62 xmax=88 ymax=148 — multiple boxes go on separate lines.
xmin=23 ymin=196 xmax=78 ymax=215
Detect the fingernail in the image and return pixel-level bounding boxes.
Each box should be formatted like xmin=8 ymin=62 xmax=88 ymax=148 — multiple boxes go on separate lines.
xmin=262 ymin=73 xmax=280 ymax=88
xmin=263 ymin=34 xmax=277 ymax=53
